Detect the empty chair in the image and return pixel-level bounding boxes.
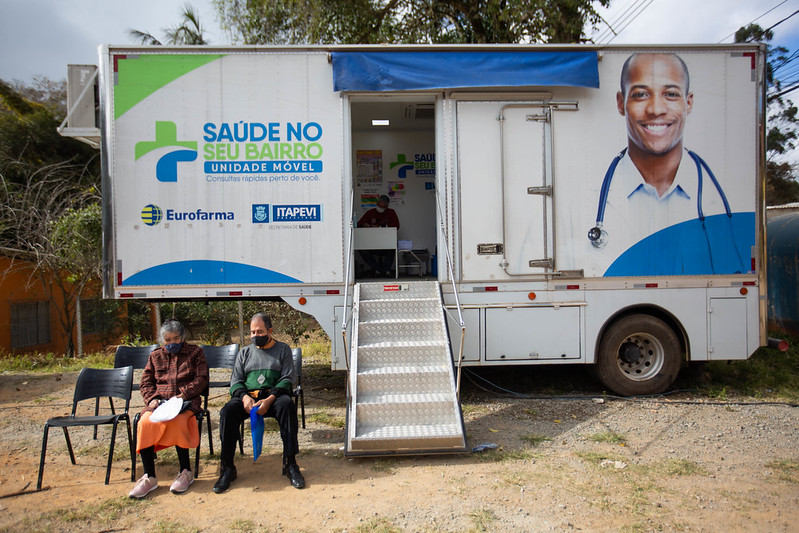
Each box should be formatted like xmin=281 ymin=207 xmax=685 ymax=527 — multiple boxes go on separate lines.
xmin=93 ymin=344 xmax=157 ymax=439
xmin=37 ymin=366 xmax=134 ymax=490
xmin=199 ymin=343 xmax=239 ymax=455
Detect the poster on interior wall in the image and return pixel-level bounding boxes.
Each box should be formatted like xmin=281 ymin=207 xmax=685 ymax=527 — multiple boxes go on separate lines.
xmin=361 ymin=193 xmax=379 ymax=209
xmin=356 ymin=150 xmax=382 ymax=184
xmin=387 ymin=181 xmax=406 ymax=204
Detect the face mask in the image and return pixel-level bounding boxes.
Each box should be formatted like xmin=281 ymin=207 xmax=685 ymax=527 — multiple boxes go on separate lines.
xmin=376 ymin=207 xmax=386 ymax=213
xmin=252 ymin=335 xmax=270 ymax=348
xmin=165 ymin=342 xmax=183 ymax=354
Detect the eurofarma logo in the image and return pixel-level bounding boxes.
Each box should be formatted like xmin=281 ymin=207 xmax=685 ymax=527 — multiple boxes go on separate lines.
xmin=135 ymin=121 xmax=198 ymax=182
xmin=141 ymin=204 xmax=163 ymax=226
xmin=142 ymin=204 xmax=234 ymax=224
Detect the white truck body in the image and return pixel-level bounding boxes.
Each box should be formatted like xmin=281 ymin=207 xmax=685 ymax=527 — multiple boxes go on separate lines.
xmin=78 ymin=44 xmax=766 ymax=395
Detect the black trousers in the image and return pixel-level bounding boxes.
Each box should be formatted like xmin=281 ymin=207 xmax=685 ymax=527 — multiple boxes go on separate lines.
xmin=219 ymin=394 xmax=299 ymax=467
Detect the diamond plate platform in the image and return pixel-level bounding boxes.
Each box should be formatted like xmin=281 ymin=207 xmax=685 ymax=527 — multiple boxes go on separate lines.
xmin=346 ymin=281 xmax=468 ymax=456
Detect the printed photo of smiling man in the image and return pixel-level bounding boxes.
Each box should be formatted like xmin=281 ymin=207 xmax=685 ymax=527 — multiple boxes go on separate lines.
xmin=585 ymin=52 xmax=748 ymax=277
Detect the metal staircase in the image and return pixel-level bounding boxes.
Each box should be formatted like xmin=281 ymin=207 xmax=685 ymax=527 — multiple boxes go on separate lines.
xmin=345 ymin=280 xmax=468 ymax=456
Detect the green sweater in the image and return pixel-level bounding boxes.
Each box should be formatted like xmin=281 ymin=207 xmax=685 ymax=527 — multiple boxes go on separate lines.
xmin=229 ymin=341 xmax=295 ymax=399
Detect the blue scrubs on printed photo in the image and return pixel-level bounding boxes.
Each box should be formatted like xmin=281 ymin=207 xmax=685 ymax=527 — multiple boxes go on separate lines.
xmin=588 ymin=148 xmax=754 ymax=276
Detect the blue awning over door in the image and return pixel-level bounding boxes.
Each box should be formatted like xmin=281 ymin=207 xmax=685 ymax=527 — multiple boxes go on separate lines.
xmin=331 ymin=50 xmax=599 ymax=92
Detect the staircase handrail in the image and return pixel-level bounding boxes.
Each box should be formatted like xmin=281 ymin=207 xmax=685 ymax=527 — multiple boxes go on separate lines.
xmin=436 ymin=193 xmax=467 ymax=397
xmin=341 ymin=189 xmax=355 ymax=372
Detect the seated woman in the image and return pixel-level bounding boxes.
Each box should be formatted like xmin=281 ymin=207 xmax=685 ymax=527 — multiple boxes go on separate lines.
xmin=129 ymin=319 xmax=208 ymax=498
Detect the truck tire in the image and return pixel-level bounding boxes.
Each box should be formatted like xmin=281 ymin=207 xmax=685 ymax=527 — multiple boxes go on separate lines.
xmin=596 ymin=314 xmax=681 ymax=396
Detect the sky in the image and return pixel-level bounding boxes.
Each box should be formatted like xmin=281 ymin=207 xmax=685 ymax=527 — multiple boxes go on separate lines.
xmin=1 ymin=0 xmax=798 ymax=85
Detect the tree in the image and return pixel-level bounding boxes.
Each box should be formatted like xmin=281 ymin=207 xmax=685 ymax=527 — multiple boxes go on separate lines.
xmin=0 ymin=78 xmax=101 ymax=355
xmin=735 ymin=24 xmax=799 ymax=205
xmin=129 ymin=3 xmax=210 ymax=45
xmin=212 ymin=0 xmax=610 ymax=45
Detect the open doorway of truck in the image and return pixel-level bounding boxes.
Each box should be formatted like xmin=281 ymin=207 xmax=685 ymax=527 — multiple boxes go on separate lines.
xmin=349 ymin=96 xmax=437 ymax=281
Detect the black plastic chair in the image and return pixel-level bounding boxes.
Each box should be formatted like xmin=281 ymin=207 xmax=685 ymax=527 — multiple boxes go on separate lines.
xmin=292 ymin=347 xmax=306 ymax=429
xmin=37 ymin=366 xmax=134 ymax=490
xmin=93 ymin=344 xmax=157 ymax=439
xmin=200 ymin=343 xmax=239 ymax=456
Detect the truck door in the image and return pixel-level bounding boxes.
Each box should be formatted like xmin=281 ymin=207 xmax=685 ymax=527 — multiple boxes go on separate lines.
xmin=456 ymin=99 xmax=568 ymax=279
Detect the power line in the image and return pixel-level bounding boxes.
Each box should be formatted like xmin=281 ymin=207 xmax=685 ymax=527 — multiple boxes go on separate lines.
xmin=592 ymin=0 xmax=652 ymax=44
xmin=594 ymin=0 xmax=656 ymax=44
xmin=718 ymin=0 xmax=790 ymax=43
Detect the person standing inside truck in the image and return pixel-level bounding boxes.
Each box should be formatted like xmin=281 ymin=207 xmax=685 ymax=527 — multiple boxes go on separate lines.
xmin=357 ymin=194 xmax=401 ymax=276
xmin=214 ymin=313 xmax=304 ymax=493
xmin=129 ymin=319 xmax=208 ymax=498
xmin=588 ymin=52 xmax=743 ymax=277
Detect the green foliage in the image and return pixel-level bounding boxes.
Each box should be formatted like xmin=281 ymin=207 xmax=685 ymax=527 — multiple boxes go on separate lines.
xmin=50 ymin=203 xmax=102 ymax=284
xmin=213 ymin=0 xmax=610 ymax=45
xmin=686 ymin=330 xmax=799 ymax=400
xmin=735 ymin=23 xmax=799 ymax=204
xmin=129 ymin=3 xmax=209 ymax=45
xmin=82 ymin=298 xmax=126 ymax=346
xmin=0 ymin=350 xmax=113 ymax=372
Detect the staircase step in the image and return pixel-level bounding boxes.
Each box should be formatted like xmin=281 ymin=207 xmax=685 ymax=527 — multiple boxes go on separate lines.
xmin=346 ymin=281 xmax=467 ymax=456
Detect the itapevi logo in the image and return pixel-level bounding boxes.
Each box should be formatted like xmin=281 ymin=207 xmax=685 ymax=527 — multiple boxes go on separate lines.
xmin=135 ymin=121 xmax=198 ymax=182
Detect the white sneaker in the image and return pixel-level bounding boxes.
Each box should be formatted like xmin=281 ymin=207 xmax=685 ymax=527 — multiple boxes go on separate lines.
xmin=170 ymin=469 xmax=194 ymax=493
xmin=129 ymin=474 xmax=158 ymax=498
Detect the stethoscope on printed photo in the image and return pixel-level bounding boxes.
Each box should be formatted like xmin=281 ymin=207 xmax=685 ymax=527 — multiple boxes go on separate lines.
xmin=588 ymin=148 xmax=732 ymax=248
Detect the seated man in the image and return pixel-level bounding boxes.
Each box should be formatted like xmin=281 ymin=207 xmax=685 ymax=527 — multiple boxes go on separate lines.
xmin=357 ymin=194 xmax=400 ymax=276
xmin=214 ymin=313 xmax=305 ymax=492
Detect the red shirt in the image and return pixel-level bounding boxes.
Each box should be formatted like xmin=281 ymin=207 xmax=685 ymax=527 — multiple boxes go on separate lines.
xmin=358 ymin=207 xmax=399 ymax=229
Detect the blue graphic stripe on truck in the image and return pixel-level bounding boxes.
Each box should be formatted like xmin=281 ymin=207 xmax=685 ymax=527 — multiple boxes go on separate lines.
xmin=121 ymin=260 xmax=302 ymax=285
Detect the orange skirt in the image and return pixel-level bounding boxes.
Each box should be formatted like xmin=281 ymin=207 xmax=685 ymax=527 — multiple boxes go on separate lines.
xmin=136 ymin=410 xmax=199 ymax=453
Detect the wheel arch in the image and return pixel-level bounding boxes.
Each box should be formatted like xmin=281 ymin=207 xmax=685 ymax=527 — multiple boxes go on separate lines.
xmin=594 ymin=304 xmax=689 ymax=363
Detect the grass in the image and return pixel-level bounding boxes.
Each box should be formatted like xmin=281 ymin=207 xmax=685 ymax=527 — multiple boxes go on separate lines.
xmin=352 ymin=516 xmax=402 ymax=533
xmin=467 ymin=508 xmax=498 ymax=532
xmin=688 ymin=331 xmax=799 ymax=400
xmin=371 ymin=458 xmax=398 ymax=473
xmin=0 ymin=350 xmax=113 ymax=372
xmin=586 ymin=430 xmax=627 ymax=444
xmin=519 ymin=433 xmax=550 ymax=446
xmin=656 ymin=458 xmax=707 ymax=476
xmin=21 ymin=496 xmax=147 ymax=532
xmin=766 ymin=458 xmax=799 ymax=483
xmin=307 ymin=410 xmax=345 ymax=428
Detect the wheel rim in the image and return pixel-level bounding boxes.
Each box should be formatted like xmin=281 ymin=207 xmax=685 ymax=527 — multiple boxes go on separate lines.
xmin=615 ymin=332 xmax=664 ymax=381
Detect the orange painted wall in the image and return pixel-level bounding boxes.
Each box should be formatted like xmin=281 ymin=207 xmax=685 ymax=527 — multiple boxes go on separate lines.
xmin=0 ymin=257 xmax=109 ymax=355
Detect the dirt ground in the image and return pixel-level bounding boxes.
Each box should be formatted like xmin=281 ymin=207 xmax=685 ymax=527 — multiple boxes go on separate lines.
xmin=1 ymin=367 xmax=799 ymax=533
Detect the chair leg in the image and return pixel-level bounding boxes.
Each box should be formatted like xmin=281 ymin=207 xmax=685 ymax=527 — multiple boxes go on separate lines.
xmin=126 ymin=417 xmax=135 ymax=482
xmin=37 ymin=424 xmax=51 ymax=490
xmin=132 ymin=413 xmax=140 ymax=480
xmin=93 ymin=398 xmax=100 ymax=440
xmin=63 ymin=427 xmax=76 ymax=464
xmin=195 ymin=415 xmax=202 ymax=475
xmin=206 ymin=409 xmax=214 ymax=456
xmin=105 ymin=421 xmax=119 ymax=485
xmin=238 ymin=420 xmax=245 ymax=455
xmin=300 ymin=390 xmax=306 ymax=429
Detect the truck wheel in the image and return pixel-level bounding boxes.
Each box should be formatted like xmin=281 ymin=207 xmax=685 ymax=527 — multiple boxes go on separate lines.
xmin=596 ymin=315 xmax=681 ymax=396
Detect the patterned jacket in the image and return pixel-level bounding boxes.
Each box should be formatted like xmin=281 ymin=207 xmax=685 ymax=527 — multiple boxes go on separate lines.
xmin=140 ymin=343 xmax=209 ymax=415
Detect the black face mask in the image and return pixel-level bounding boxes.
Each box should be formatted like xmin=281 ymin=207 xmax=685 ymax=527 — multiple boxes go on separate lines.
xmin=252 ymin=335 xmax=270 ymax=348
